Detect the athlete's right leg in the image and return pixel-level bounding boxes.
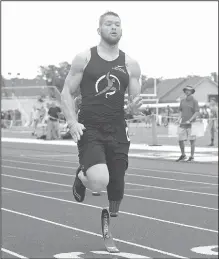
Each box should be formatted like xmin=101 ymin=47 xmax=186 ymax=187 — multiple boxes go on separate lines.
xmin=73 ymin=163 xmax=109 ymax=202
xmin=72 ymin=128 xmax=109 ymax=202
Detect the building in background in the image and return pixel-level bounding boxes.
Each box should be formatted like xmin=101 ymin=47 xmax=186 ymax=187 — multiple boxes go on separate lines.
xmin=155 ymin=76 xmax=218 ymax=104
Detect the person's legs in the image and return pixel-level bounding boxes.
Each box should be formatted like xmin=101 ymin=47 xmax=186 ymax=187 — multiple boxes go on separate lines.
xmin=73 ymin=128 xmax=109 ymax=202
xmin=210 ymin=122 xmax=215 ymax=146
xmin=176 ymin=127 xmax=187 ymax=161
xmin=46 ymin=120 xmax=52 ymax=140
xmin=106 ymin=137 xmax=130 ymax=217
xmin=107 ymin=159 xmax=128 ymax=217
xmin=50 ymin=121 xmax=54 ymax=140
xmin=179 ymin=140 xmax=185 ymax=155
xmin=188 ymin=128 xmax=196 ymax=161
xmin=189 ymin=139 xmax=195 ymax=157
xmin=56 ymin=121 xmax=61 ymax=139
xmin=53 ymin=121 xmax=60 ymax=139
xmin=32 ymin=119 xmax=38 ymax=135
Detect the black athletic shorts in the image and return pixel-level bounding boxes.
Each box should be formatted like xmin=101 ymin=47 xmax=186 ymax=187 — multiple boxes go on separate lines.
xmin=77 ymin=123 xmax=130 ymax=173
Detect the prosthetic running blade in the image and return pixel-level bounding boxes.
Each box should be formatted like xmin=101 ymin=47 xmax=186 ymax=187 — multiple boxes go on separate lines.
xmin=101 ymin=208 xmax=119 ymax=253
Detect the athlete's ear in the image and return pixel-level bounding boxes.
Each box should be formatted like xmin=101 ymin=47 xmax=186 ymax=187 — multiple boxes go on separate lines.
xmin=97 ymin=28 xmax=100 ymax=35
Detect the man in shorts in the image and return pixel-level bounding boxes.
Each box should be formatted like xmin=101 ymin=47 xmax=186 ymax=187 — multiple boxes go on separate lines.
xmin=61 ymin=11 xmax=142 ymax=217
xmin=176 ymin=85 xmax=200 ymax=162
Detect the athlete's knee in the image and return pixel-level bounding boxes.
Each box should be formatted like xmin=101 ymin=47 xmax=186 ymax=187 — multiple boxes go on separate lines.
xmin=86 ymin=164 xmax=109 ymax=192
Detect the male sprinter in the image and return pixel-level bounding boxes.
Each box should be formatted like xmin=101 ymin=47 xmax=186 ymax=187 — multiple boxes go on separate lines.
xmin=61 ymin=11 xmax=142 ymax=218
xmin=176 ymin=85 xmax=199 ymax=162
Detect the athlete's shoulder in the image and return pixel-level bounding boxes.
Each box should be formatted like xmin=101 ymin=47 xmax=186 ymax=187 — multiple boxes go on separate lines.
xmin=124 ymin=54 xmax=141 ymax=78
xmin=76 ymin=48 xmax=91 ymax=61
xmin=71 ymin=49 xmax=91 ymax=71
xmin=74 ymin=49 xmax=91 ymax=64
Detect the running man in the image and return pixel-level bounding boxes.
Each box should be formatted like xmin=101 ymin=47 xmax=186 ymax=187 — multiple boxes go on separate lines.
xmin=176 ymin=85 xmax=199 ymax=162
xmin=61 ymin=11 xmax=142 ymax=217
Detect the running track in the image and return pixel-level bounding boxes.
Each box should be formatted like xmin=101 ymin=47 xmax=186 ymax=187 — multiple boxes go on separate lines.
xmin=1 ymin=141 xmax=218 ymax=259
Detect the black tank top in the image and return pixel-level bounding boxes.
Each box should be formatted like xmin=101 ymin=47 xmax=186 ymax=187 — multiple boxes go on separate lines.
xmin=78 ymin=46 xmax=129 ymax=125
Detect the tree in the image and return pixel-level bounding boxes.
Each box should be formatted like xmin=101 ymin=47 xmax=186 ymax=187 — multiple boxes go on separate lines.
xmin=38 ymin=62 xmax=71 ymax=93
xmin=141 ymin=75 xmax=162 ymax=94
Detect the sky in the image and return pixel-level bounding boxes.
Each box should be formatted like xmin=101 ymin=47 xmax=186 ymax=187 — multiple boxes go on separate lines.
xmin=2 ymin=1 xmax=218 ymax=79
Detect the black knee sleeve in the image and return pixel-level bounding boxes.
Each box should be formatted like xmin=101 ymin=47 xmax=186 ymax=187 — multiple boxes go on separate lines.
xmin=107 ymin=159 xmax=127 ymax=202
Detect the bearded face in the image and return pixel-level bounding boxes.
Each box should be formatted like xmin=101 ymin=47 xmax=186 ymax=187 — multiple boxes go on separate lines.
xmin=99 ymin=15 xmax=122 ymax=46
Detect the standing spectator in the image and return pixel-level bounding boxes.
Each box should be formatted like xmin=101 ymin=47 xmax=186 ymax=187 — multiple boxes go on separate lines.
xmin=1 ymin=111 xmax=6 ymax=128
xmin=143 ymin=105 xmax=152 ymax=128
xmin=164 ymin=105 xmax=173 ymax=126
xmin=200 ymin=105 xmax=209 ymax=119
xmin=31 ymin=96 xmax=45 ymax=136
xmin=47 ymin=101 xmax=62 ymax=140
xmin=208 ymin=98 xmax=218 ymax=146
xmin=175 ymin=85 xmax=199 ymax=162
xmin=199 ymin=105 xmax=209 ymax=132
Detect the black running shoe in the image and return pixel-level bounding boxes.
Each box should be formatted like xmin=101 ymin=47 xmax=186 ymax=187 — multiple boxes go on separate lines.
xmin=187 ymin=156 xmax=194 ymax=162
xmin=176 ymin=154 xmax=187 ymax=162
xmin=72 ymin=165 xmax=86 ymax=202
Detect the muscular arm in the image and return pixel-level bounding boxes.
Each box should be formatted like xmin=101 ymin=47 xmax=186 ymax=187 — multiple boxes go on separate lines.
xmin=125 ymin=56 xmax=142 ymax=115
xmin=126 ymin=56 xmax=141 ymax=99
xmin=61 ymin=51 xmax=89 ymax=124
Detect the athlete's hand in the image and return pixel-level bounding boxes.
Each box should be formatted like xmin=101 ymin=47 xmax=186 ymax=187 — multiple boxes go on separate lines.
xmin=68 ymin=121 xmax=86 ymax=143
xmin=127 ymin=95 xmax=143 ymax=115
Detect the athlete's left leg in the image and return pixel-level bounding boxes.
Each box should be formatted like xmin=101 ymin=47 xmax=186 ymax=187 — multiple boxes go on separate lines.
xmin=106 ymin=142 xmax=130 ymax=217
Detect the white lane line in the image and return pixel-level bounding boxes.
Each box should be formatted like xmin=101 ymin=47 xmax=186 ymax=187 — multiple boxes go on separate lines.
xmin=3 ymin=154 xmax=218 ymax=178
xmin=2 ymin=174 xmax=71 ymax=187
xmin=2 ymin=187 xmax=218 ymax=233
xmin=2 ymin=167 xmax=218 ymax=197
xmin=1 ymin=207 xmax=187 ymax=259
xmin=126 ymin=182 xmax=218 ymax=196
xmin=1 ymin=248 xmax=28 ymax=259
xmin=2 ymin=160 xmax=218 ymax=186
xmin=22 ymin=154 xmax=77 ymax=157
xmin=2 ymin=165 xmax=218 ymax=210
xmin=120 ymin=192 xmax=218 ymax=211
xmin=129 ymin=153 xmax=218 ymax=163
xmin=126 ymin=173 xmax=218 ymax=186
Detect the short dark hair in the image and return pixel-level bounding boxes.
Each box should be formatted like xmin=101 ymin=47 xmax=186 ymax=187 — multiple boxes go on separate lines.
xmin=99 ymin=11 xmax=120 ymax=26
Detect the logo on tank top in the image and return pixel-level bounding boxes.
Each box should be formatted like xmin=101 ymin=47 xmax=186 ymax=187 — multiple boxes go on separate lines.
xmin=112 ymin=65 xmax=126 ymax=74
xmin=95 ymin=71 xmax=121 ymax=98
